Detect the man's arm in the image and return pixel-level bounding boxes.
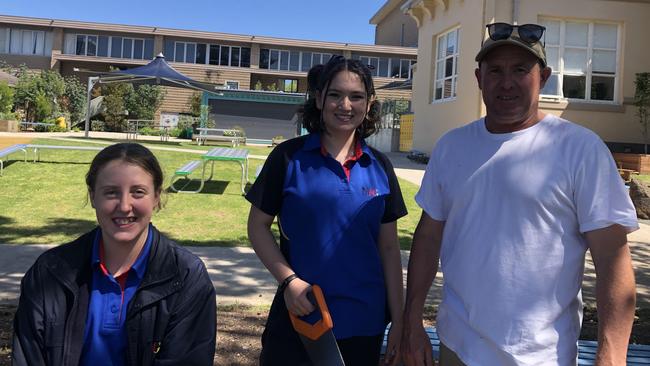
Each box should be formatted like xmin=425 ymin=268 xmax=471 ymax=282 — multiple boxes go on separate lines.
xmin=402 ymin=212 xmax=445 ymax=366
xmin=585 ymin=224 xmax=636 ymax=366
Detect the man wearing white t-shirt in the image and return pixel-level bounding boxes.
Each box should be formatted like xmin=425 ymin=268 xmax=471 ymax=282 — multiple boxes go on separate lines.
xmin=401 ymin=23 xmax=638 ymax=366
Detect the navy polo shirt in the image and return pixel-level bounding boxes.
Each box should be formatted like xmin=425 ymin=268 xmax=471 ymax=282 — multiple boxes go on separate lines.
xmin=246 ymin=133 xmax=407 ymax=338
xmin=79 ymin=225 xmax=153 ymax=366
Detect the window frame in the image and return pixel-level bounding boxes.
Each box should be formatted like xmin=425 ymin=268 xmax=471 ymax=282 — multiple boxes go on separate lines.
xmin=432 ymin=27 xmax=460 ymax=103
xmin=539 ymin=18 xmax=621 ymax=104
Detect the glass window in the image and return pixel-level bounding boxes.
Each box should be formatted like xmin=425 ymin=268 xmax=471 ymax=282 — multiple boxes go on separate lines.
xmin=98 ymin=36 xmax=109 ymax=57
xmin=86 ymin=35 xmax=97 ymax=56
xmin=231 ymin=46 xmax=240 ymax=67
xmin=301 ymin=52 xmax=312 ymax=72
xmin=282 ymin=79 xmax=298 ymax=92
xmin=209 ymin=45 xmax=220 ymax=65
xmin=433 ymin=27 xmax=460 ymax=102
xmin=220 ymin=45 xmax=230 ymax=65
xmin=400 ymin=59 xmax=411 ymax=78
xmin=9 ymin=29 xmax=20 ymax=54
xmin=133 ymin=39 xmax=143 ymax=59
xmin=378 ymin=58 xmax=389 ymax=77
xmin=33 ymin=31 xmax=44 ymax=55
xmin=539 ymin=18 xmax=619 ymax=102
xmin=270 ymin=50 xmax=279 ymax=69
xmin=369 ymin=57 xmax=379 ymax=77
xmin=241 ymin=47 xmax=250 ymax=67
xmin=289 ymin=51 xmax=300 ymax=71
xmin=260 ymin=48 xmax=269 ymax=69
xmin=21 ymin=31 xmax=33 ymax=55
xmin=113 ymin=37 xmax=123 ymax=58
xmin=196 ymin=43 xmax=207 ymax=64
xmin=279 ymin=50 xmax=289 ymax=70
xmin=76 ymin=35 xmax=86 ymax=55
xmin=313 ymin=53 xmax=322 ymax=65
xmin=322 ymin=53 xmax=332 ymax=63
xmin=144 ymin=39 xmax=154 ymax=59
xmin=390 ymin=58 xmax=400 ymax=78
xmin=226 ymin=81 xmax=239 ymax=89
xmin=185 ymin=43 xmax=196 ymax=64
xmin=0 ymin=28 xmax=7 ymax=53
xmin=174 ymin=42 xmax=184 ymax=62
xmin=123 ymin=38 xmax=133 ymax=59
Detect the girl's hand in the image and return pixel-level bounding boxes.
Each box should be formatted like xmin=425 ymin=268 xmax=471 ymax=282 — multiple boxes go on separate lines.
xmin=384 ymin=321 xmax=403 ymax=365
xmin=283 ymin=277 xmax=315 ymax=316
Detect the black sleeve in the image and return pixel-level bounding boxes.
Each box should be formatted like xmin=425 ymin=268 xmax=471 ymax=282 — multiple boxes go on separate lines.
xmin=373 ymin=150 xmax=408 ymax=223
xmin=12 ymin=263 xmax=47 ymax=366
xmin=245 ymin=137 xmax=303 ymax=216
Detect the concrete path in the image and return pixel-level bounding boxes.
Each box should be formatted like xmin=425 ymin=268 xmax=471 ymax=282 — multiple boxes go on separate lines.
xmin=2 ymin=222 xmax=649 ymax=308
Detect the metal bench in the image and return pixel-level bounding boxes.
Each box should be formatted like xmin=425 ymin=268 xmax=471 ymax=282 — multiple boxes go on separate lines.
xmin=26 ymin=144 xmax=104 ymax=162
xmin=170 ymin=160 xmax=207 ymax=193
xmin=381 ymin=326 xmax=650 ymax=365
xmin=195 ymin=128 xmax=245 ymax=147
xmin=0 ymin=144 xmax=27 ymax=176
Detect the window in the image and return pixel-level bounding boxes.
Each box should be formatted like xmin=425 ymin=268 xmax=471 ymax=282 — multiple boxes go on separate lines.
xmin=241 ymin=47 xmax=251 ymax=67
xmin=133 ymin=39 xmax=144 ymax=59
xmin=220 ymin=46 xmax=230 ymax=66
xmin=540 ymin=19 xmax=618 ymax=102
xmin=225 ymin=81 xmax=239 ymax=89
xmin=433 ymin=27 xmax=460 ymax=102
xmin=231 ymin=46 xmax=241 ymax=67
xmin=354 ymin=54 xmax=415 ymax=78
xmin=209 ymin=45 xmax=220 ymax=65
xmin=68 ymin=33 xmax=149 ymax=59
xmin=281 ymin=79 xmax=298 ymax=93
xmin=112 ymin=37 xmax=123 ymax=58
xmin=301 ymin=52 xmax=312 ymax=71
xmin=196 ymin=43 xmax=207 ymax=64
xmin=98 ymin=36 xmax=109 ymax=57
xmin=5 ymin=29 xmax=49 ymax=56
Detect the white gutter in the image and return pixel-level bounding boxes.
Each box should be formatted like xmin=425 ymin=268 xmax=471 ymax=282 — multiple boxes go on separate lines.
xmin=513 ymin=0 xmax=520 ymax=24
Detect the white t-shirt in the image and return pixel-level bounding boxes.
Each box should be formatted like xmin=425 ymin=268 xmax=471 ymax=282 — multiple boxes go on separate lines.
xmin=415 ymin=114 xmax=638 ymax=365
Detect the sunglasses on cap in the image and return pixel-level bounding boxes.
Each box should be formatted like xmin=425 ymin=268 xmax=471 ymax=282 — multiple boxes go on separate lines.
xmin=486 ymin=23 xmax=546 ymax=45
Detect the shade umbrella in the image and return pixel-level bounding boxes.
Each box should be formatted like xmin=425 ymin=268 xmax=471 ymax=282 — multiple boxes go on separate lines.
xmin=83 ymin=53 xmax=223 ymax=137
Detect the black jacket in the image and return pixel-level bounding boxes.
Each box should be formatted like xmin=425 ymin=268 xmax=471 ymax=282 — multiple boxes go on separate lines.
xmin=12 ymin=226 xmax=216 ymax=366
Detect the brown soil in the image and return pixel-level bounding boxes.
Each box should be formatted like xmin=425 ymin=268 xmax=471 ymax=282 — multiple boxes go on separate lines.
xmin=0 ymin=137 xmax=33 ymax=149
xmin=1 ymin=304 xmax=648 ymax=366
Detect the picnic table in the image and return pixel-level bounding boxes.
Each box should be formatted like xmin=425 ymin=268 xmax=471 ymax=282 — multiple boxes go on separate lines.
xmin=125 ymin=120 xmax=170 ymax=142
xmin=195 ymin=128 xmax=245 ymax=147
xmin=170 ymin=147 xmax=249 ymax=194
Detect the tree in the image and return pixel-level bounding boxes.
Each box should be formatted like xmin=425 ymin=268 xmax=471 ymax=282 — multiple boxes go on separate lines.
xmin=0 ymin=81 xmax=14 ymax=114
xmin=635 ymin=72 xmax=650 ymax=154
xmin=62 ymin=76 xmax=87 ymax=125
xmin=13 ymin=70 xmax=64 ymax=121
xmin=101 ymin=82 xmax=131 ymax=131
xmin=125 ymin=85 xmax=165 ymax=120
xmin=189 ymin=92 xmax=202 ymax=116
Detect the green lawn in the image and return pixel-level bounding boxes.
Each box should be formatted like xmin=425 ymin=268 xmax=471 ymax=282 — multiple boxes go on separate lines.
xmin=635 ymin=174 xmax=650 ymax=184
xmin=0 ymin=138 xmax=421 ymax=249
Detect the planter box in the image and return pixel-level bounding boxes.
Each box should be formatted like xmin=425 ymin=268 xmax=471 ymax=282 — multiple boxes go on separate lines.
xmin=613 ymin=153 xmax=650 ymax=174
xmin=0 ymin=120 xmax=18 ymax=132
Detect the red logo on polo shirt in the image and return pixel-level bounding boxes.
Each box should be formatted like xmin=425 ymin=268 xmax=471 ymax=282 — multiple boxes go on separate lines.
xmin=363 ymin=187 xmax=378 ymax=197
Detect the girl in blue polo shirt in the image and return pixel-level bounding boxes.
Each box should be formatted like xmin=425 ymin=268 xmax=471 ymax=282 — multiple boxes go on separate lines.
xmin=13 ymin=143 xmax=216 ymax=365
xmin=247 ymin=56 xmax=407 ymax=365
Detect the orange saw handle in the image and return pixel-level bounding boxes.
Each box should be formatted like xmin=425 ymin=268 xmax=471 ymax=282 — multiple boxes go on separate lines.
xmin=289 ymin=285 xmax=334 ymax=341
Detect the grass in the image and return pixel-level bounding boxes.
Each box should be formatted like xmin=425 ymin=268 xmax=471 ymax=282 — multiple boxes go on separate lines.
xmin=0 ymin=137 xmax=421 ymax=249
xmin=635 ymin=174 xmax=650 ymax=184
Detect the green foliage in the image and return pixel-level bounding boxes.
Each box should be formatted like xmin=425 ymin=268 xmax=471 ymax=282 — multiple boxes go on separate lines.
xmin=189 ymin=92 xmax=202 ymax=116
xmin=139 ymin=126 xmax=162 ymax=136
xmin=91 ymin=119 xmax=105 ymax=132
xmin=199 ymin=104 xmax=215 ymax=128
xmin=265 ymin=83 xmax=278 ymax=92
xmin=254 ymin=80 xmax=263 ymax=91
xmin=100 ymin=82 xmax=131 ymax=131
xmin=0 ymin=81 xmax=14 ymax=113
xmin=14 ymin=70 xmax=65 ymax=121
xmin=34 ymin=92 xmax=53 ymax=121
xmin=635 ymin=72 xmax=650 ymax=154
xmin=62 ymin=76 xmax=87 ymax=125
xmin=0 ymin=111 xmax=17 ymax=120
xmin=125 ymin=85 xmax=165 ymax=120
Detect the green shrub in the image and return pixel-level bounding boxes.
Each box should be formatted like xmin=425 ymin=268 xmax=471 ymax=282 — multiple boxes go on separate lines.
xmin=168 ymin=127 xmax=182 ymax=137
xmin=0 ymin=111 xmax=17 ymax=120
xmin=34 ymin=92 xmax=53 ymax=121
xmin=0 ymin=81 xmax=14 ymax=113
xmin=91 ymin=120 xmax=105 ymax=132
xmin=47 ymin=124 xmax=68 ymax=132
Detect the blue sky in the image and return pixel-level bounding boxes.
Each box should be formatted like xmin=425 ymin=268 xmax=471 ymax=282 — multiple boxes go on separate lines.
xmin=0 ymin=0 xmax=386 ymax=45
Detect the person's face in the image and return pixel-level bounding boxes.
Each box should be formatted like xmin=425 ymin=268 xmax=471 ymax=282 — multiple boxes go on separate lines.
xmin=316 ymin=70 xmax=372 ymax=136
xmin=90 ymin=160 xmax=160 ymax=247
xmin=475 ymin=45 xmax=551 ymax=132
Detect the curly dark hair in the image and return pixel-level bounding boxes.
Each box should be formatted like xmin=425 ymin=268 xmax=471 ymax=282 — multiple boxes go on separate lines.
xmin=298 ymin=56 xmax=381 ymax=138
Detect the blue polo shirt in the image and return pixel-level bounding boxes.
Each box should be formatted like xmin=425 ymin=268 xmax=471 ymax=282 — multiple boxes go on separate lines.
xmin=79 ymin=225 xmax=153 ymax=366
xmin=246 ymin=133 xmax=407 ymax=338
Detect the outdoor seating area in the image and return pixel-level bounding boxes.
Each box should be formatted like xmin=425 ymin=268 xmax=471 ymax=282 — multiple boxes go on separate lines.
xmin=195 ymin=128 xmax=246 ymax=147
xmin=171 ymin=146 xmax=250 ymax=194
xmin=125 ymin=119 xmax=171 ymax=142
xmin=19 ymin=122 xmax=55 ymax=131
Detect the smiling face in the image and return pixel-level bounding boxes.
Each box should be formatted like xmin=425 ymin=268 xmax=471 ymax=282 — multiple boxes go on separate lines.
xmin=90 ymin=159 xmax=160 ymax=248
xmin=316 ymin=70 xmax=372 ymax=136
xmin=475 ymin=44 xmax=551 ymax=133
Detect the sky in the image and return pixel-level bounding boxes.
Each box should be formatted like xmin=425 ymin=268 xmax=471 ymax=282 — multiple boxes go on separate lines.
xmin=0 ymin=0 xmax=387 ymax=45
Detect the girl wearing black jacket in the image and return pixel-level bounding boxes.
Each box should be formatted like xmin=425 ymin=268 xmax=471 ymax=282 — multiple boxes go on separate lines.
xmin=12 ymin=143 xmax=216 ymax=366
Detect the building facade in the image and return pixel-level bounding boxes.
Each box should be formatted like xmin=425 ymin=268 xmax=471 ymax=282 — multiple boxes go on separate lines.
xmin=399 ymin=0 xmax=650 ymax=154
xmin=371 ymin=0 xmax=419 ymax=47
xmin=0 ymin=14 xmax=416 ymax=124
